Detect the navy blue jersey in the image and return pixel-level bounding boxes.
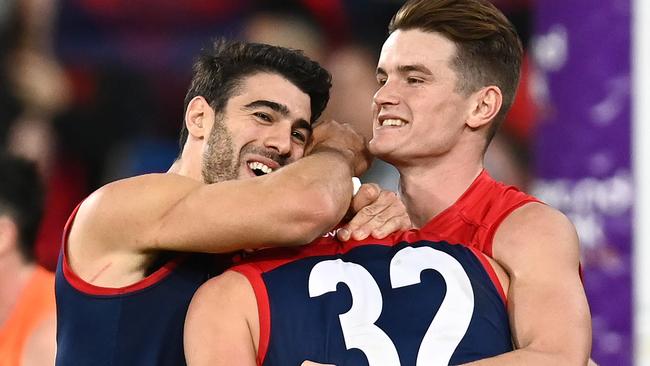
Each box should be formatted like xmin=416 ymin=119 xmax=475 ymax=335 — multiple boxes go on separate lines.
xmin=55 ymin=207 xmax=224 ymax=365
xmin=233 ymin=233 xmax=512 ymax=366
xmin=231 ymin=170 xmax=540 ymax=365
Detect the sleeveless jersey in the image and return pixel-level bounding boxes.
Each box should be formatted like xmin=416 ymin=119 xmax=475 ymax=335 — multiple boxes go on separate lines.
xmin=55 ymin=206 xmax=224 ymax=366
xmin=0 ymin=266 xmax=55 ymax=366
xmin=232 ymin=170 xmax=539 ymax=366
xmin=418 ymin=170 xmax=539 ymax=257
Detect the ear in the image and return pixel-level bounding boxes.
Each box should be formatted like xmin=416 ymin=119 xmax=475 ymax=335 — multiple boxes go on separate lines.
xmin=0 ymin=216 xmax=18 ymax=256
xmin=466 ymin=86 xmax=503 ymax=130
xmin=184 ymin=96 xmax=214 ymax=140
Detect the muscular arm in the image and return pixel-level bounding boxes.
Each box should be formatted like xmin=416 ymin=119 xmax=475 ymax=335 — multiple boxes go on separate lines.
xmin=66 ymin=117 xmax=376 ymax=286
xmin=67 ymin=147 xmax=357 ymax=279
xmin=184 ymin=271 xmax=259 ymax=366
xmin=462 ymin=203 xmax=592 ymax=365
xmin=152 ymin=149 xmax=356 ymax=251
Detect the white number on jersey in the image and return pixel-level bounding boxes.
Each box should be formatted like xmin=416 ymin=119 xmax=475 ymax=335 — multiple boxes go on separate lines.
xmin=308 ymin=246 xmax=475 ymax=366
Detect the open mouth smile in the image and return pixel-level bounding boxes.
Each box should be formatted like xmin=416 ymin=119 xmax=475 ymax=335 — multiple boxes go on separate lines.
xmin=380 ymin=118 xmax=408 ymax=127
xmin=247 ymin=161 xmax=274 ymax=176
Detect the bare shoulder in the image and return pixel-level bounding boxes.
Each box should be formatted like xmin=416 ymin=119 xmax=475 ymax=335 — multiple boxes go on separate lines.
xmin=66 ymin=173 xmax=203 ymax=282
xmin=188 ymin=270 xmax=258 ymax=327
xmin=70 ymin=173 xmax=200 ymax=254
xmin=497 ymin=202 xmax=577 ymax=243
xmin=185 ymin=270 xmax=259 ymax=365
xmin=493 ymin=202 xmax=580 ymax=272
xmin=192 ymin=270 xmax=255 ymax=303
xmin=490 ymin=204 xmax=591 ymax=363
xmin=75 ymin=173 xmax=200 ymax=232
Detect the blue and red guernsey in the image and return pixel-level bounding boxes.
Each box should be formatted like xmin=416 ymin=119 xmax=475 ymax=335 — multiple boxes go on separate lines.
xmin=55 ymin=206 xmax=224 ymax=366
xmin=232 ymin=170 xmax=539 ymax=366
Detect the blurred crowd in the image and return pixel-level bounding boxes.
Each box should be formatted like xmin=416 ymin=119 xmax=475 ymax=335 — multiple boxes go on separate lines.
xmin=0 ymin=0 xmax=535 ymax=271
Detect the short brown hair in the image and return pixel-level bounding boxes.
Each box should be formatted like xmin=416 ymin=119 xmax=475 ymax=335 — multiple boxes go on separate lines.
xmin=389 ymin=0 xmax=523 ymax=145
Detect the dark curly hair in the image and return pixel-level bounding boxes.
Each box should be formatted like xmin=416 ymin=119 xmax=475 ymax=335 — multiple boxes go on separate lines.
xmin=178 ymin=39 xmax=332 ymax=155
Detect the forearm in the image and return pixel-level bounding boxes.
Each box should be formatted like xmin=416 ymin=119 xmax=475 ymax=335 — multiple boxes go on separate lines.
xmin=261 ymin=148 xmax=355 ymax=242
xmin=460 ymin=348 xmax=587 ymax=366
xmin=150 ymin=117 xmax=369 ymax=252
xmin=142 ymin=148 xmax=356 ymax=253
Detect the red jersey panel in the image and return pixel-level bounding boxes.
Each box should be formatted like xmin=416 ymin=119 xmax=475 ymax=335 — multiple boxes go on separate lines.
xmin=420 ymin=170 xmax=540 ymax=257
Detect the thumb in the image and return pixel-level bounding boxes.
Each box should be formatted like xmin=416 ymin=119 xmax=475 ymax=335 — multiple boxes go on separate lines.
xmin=350 ymin=183 xmax=381 ymax=213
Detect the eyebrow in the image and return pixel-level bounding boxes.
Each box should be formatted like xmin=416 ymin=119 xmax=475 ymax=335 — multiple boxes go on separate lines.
xmin=398 ymin=64 xmax=433 ymax=75
xmin=376 ymin=64 xmax=433 ymax=76
xmin=244 ymin=100 xmax=290 ymax=115
xmin=243 ymin=100 xmax=312 ymax=134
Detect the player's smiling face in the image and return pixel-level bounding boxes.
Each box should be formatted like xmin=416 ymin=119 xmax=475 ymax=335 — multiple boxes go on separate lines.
xmin=369 ymin=29 xmax=472 ymax=166
xmin=201 ymin=72 xmax=312 ymax=184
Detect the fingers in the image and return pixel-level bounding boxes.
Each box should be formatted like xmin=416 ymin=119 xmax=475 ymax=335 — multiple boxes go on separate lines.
xmin=367 ymin=213 xmax=412 ymax=240
xmin=306 ymin=120 xmax=372 ymax=177
xmin=349 ymin=183 xmax=381 ymax=213
xmin=344 ymin=185 xmax=387 ymax=238
xmin=336 ymin=227 xmax=352 ymax=241
xmin=338 ymin=188 xmax=412 ymax=241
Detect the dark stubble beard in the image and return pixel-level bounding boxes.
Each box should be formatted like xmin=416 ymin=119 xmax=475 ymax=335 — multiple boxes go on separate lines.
xmin=201 ymin=115 xmax=239 ymax=184
xmin=201 ymin=114 xmax=292 ymax=184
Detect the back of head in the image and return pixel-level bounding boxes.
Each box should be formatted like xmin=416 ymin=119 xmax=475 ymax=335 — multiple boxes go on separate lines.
xmin=389 ymin=0 xmax=523 ymax=144
xmin=178 ymin=39 xmax=332 ymax=155
xmin=0 ymin=153 xmax=44 ymax=263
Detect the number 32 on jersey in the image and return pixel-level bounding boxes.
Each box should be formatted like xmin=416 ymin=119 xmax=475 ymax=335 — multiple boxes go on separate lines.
xmin=308 ymin=246 xmax=475 ymax=366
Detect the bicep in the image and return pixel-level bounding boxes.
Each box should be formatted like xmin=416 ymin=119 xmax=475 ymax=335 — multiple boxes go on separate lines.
xmin=75 ymin=172 xmax=341 ymax=256
xmin=69 ymin=174 xmax=203 ymax=256
xmin=494 ymin=203 xmax=591 ymax=362
xmin=153 ymin=177 xmax=339 ymax=253
xmin=73 ymin=174 xmax=287 ymax=255
xmin=184 ymin=271 xmax=259 ymax=366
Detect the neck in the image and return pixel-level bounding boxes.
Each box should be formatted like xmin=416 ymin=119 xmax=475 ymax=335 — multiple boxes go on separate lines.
xmin=0 ymin=254 xmax=36 ymax=326
xmin=168 ymin=159 xmax=184 ymax=174
xmin=169 ymin=148 xmax=202 ymax=181
xmin=396 ymin=150 xmax=483 ymax=228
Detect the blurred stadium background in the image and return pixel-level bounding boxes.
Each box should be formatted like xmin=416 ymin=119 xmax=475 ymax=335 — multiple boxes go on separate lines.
xmin=0 ymin=0 xmax=647 ymax=365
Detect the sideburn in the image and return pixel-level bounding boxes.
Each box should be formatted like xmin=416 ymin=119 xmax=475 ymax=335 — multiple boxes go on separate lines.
xmin=201 ymin=115 xmax=239 ymax=184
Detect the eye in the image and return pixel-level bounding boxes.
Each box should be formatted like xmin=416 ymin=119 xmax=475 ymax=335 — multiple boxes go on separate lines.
xmin=291 ymin=130 xmax=307 ymax=144
xmin=407 ymin=77 xmax=424 ymax=84
xmin=253 ymin=112 xmax=272 ymax=122
xmin=377 ymin=77 xmax=387 ymax=86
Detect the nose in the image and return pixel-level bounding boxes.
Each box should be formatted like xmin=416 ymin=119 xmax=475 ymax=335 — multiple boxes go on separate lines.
xmin=263 ymin=123 xmax=292 ymax=157
xmin=373 ymin=80 xmax=399 ymax=107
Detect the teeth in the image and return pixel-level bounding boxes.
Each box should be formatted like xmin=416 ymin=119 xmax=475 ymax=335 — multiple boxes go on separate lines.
xmin=247 ymin=162 xmax=273 ymax=174
xmin=381 ymin=118 xmax=406 ymax=127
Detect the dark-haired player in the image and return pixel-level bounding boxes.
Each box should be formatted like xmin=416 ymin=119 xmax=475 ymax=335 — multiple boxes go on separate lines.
xmin=55 ymin=39 xmax=410 ymax=365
